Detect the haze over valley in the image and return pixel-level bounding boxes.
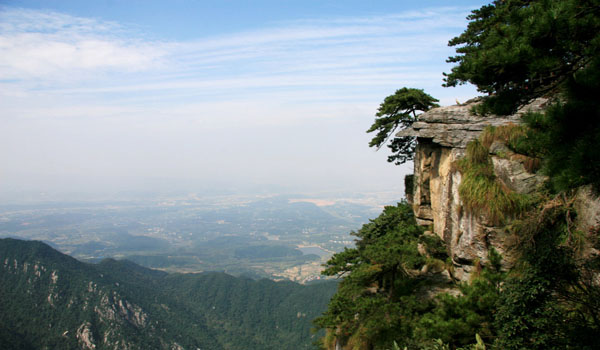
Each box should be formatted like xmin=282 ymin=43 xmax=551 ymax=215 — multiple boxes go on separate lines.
xmin=0 ymin=190 xmax=400 ymax=283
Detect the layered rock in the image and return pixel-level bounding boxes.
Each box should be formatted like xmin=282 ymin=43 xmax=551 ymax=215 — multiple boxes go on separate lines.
xmin=398 ymin=98 xmax=548 ymax=281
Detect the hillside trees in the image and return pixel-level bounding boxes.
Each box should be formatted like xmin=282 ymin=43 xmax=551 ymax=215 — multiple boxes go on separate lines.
xmin=314 ymin=203 xmax=429 ymax=348
xmin=367 ymin=88 xmax=438 ymax=165
xmin=314 ymin=203 xmax=509 ymax=350
xmin=0 ymin=238 xmax=338 ymax=350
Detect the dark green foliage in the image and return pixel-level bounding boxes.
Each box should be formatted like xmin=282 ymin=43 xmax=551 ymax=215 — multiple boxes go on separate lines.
xmin=162 ymin=272 xmax=336 ymax=350
xmin=315 ymin=204 xmax=510 ymax=350
xmin=493 ymin=203 xmax=599 ymax=350
xmin=414 ymin=249 xmax=504 ymax=348
xmin=367 ymin=88 xmax=438 ymax=164
xmin=317 ymin=199 xmax=599 ymax=350
xmin=513 ymin=59 xmax=600 ymax=192
xmin=418 ymin=234 xmax=447 ymax=262
xmin=0 ymin=320 xmax=35 ymax=350
xmin=444 ymin=0 xmax=600 ymax=115
xmin=0 ymin=238 xmax=337 ymax=350
xmin=315 ymin=203 xmax=447 ymax=349
xmin=494 ymin=271 xmax=566 ymax=350
xmin=445 ymin=0 xmax=600 ymax=192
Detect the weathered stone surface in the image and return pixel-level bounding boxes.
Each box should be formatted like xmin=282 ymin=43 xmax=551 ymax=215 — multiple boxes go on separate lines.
xmin=488 ymin=141 xmax=547 ymax=194
xmin=575 ymin=186 xmax=600 ymax=259
xmin=77 ymin=322 xmax=96 ymax=350
xmin=491 ymin=157 xmax=546 ymax=194
xmin=397 ymin=98 xmax=548 ymax=149
xmin=405 ymin=98 xmax=548 ymax=282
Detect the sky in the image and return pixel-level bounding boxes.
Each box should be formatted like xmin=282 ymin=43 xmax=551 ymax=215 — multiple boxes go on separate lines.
xmin=0 ymin=0 xmax=489 ymax=201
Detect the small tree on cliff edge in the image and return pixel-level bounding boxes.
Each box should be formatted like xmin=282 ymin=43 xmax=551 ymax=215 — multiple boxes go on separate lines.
xmin=367 ymin=87 xmax=439 ymax=165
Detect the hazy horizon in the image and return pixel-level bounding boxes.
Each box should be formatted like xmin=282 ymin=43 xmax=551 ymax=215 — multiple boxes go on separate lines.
xmin=1 ymin=1 xmax=486 ymax=202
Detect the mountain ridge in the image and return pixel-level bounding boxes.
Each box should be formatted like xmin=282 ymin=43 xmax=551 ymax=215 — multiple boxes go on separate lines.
xmin=0 ymin=238 xmax=337 ymax=350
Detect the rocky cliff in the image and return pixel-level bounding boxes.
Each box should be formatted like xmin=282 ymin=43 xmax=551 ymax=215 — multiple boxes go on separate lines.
xmin=398 ymin=98 xmax=553 ymax=281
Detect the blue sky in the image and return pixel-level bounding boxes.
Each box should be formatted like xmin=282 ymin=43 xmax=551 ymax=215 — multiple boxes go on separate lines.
xmin=0 ymin=1 xmax=489 ymax=200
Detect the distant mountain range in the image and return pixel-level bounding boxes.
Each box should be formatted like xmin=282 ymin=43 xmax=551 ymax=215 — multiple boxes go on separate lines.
xmin=0 ymin=238 xmax=337 ymax=350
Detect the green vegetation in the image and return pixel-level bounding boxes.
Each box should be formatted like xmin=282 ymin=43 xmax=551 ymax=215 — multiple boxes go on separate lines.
xmin=315 ymin=203 xmax=428 ymax=349
xmin=516 ymin=66 xmax=600 ymax=192
xmin=319 ymin=1 xmax=600 ymax=349
xmin=457 ymin=136 xmax=531 ymax=225
xmin=314 ymin=203 xmax=511 ymax=350
xmin=367 ymin=88 xmax=439 ymax=165
xmin=444 ymin=0 xmax=600 ymax=193
xmin=414 ymin=248 xmax=503 ymax=347
xmin=494 ymin=197 xmax=600 ymax=349
xmin=316 ymin=200 xmax=599 ymax=349
xmin=0 ymin=238 xmax=337 ymax=350
xmin=479 ymin=124 xmax=527 ymax=151
xmin=443 ymin=0 xmax=600 ymax=116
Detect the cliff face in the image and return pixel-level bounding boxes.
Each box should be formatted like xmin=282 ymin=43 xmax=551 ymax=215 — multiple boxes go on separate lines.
xmin=398 ymin=99 xmax=550 ymax=281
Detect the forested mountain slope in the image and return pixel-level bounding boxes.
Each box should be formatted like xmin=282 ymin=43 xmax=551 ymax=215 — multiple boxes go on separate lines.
xmin=0 ymin=238 xmax=336 ymax=350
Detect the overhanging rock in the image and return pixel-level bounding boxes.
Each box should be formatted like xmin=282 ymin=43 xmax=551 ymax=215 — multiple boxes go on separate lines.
xmin=399 ymin=98 xmax=548 ymax=281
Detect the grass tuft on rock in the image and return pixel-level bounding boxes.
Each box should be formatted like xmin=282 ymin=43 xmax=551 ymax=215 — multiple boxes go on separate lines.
xmin=458 ymin=139 xmax=530 ymax=225
xmin=480 ymin=124 xmax=528 ymax=150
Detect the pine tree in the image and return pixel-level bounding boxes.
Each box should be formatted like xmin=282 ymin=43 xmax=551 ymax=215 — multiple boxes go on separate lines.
xmin=367 ymin=88 xmax=438 ymax=165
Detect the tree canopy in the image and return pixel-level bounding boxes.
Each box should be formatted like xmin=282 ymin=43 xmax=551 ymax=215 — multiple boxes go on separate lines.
xmin=444 ymin=0 xmax=600 ymax=115
xmin=314 ymin=203 xmax=504 ymax=350
xmin=444 ymin=0 xmax=600 ymax=192
xmin=366 ymin=88 xmax=438 ymax=165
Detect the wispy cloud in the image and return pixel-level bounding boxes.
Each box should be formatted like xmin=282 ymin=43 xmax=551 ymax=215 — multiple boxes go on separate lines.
xmin=0 ymin=6 xmax=471 ymax=99
xmin=0 ymin=8 xmax=165 ymax=81
xmin=0 ymin=5 xmax=479 ymax=196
